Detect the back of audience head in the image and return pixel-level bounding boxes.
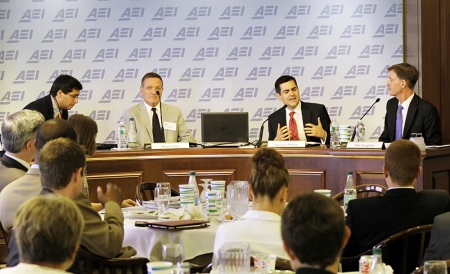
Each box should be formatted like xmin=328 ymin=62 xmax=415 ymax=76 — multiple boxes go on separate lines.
xmin=251 ymin=147 xmax=290 ymax=201
xmin=34 ymin=119 xmax=77 ymax=162
xmin=384 ymin=139 xmax=421 ymax=186
xmin=1 ymin=110 xmax=44 ymax=154
xmin=281 ymin=193 xmax=349 ymax=270
xmin=67 ymin=114 xmax=98 ymax=156
xmin=14 ymin=195 xmax=84 ymax=269
xmin=39 ymin=138 xmax=85 ymax=198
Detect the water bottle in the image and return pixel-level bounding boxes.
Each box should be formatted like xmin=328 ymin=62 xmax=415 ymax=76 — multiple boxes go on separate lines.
xmin=344 ymin=171 xmax=356 ymax=210
xmin=188 ymin=171 xmax=200 ymax=205
xmin=127 ymin=118 xmax=137 ymax=148
xmin=356 ymin=120 xmax=365 ymax=142
xmin=369 ymin=248 xmax=384 ymax=274
xmin=117 ymin=122 xmax=128 ymax=149
xmin=330 ymin=118 xmax=341 ymax=148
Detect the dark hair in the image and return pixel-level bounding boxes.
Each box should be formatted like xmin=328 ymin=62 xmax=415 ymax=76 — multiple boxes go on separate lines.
xmin=49 ymin=75 xmax=83 ymax=97
xmin=275 ymin=75 xmax=298 ymax=94
xmin=385 ymin=139 xmax=421 ymax=186
xmin=387 ymin=63 xmax=420 ymax=90
xmin=67 ymin=114 xmax=98 ymax=156
xmin=281 ymin=193 xmax=345 ymax=268
xmin=39 ymin=138 xmax=86 ymax=190
xmin=35 ymin=119 xmax=77 ymax=153
xmin=141 ymin=72 xmax=163 ymax=87
xmin=250 ymin=148 xmax=289 ymax=200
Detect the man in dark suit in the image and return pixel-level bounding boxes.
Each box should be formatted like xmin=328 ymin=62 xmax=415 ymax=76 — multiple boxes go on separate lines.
xmin=23 ymin=74 xmax=83 ymax=120
xmin=423 ymin=212 xmax=450 ymax=262
xmin=379 ymin=63 xmax=442 ymax=145
xmin=268 ymin=75 xmax=331 ymax=145
xmin=344 ymin=139 xmax=450 ymax=257
xmin=282 ymin=193 xmax=350 ymax=274
xmin=0 ymin=110 xmax=44 ymax=192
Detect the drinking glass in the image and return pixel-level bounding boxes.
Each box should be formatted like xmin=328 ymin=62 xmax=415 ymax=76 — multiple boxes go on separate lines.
xmin=199 ymin=179 xmax=212 ymax=205
xmin=156 ymin=182 xmax=171 ymax=189
xmin=216 ymin=242 xmax=250 ymax=274
xmin=424 ymin=261 xmax=448 ymax=274
xmin=162 ymin=244 xmax=184 ymax=266
xmin=155 ymin=187 xmax=171 ymax=215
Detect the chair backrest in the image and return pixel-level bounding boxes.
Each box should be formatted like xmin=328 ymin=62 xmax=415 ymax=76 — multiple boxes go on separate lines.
xmin=340 ymin=224 xmax=432 ymax=274
xmin=0 ymin=222 xmax=11 ymax=247
xmin=410 ymin=258 xmax=450 ymax=274
xmin=332 ymin=184 xmax=388 ymax=202
xmin=77 ymin=246 xmax=149 ymax=274
xmin=135 ymin=182 xmax=180 ymax=205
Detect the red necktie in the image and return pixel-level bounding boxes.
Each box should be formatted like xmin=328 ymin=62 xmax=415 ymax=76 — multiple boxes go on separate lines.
xmin=289 ymin=111 xmax=299 ymax=140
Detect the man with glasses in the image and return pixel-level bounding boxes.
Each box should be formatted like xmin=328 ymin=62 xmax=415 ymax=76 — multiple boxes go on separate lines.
xmin=23 ymin=74 xmax=83 ymax=120
xmin=122 ymin=72 xmax=195 ymax=147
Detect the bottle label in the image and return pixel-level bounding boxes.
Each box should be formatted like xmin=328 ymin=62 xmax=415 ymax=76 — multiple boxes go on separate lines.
xmin=344 ymin=193 xmax=357 ymax=207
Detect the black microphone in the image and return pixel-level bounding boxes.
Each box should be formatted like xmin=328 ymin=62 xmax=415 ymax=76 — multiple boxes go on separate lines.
xmin=156 ymin=91 xmax=165 ymax=142
xmin=350 ymin=98 xmax=380 ymax=142
xmin=256 ymin=105 xmax=287 ymax=147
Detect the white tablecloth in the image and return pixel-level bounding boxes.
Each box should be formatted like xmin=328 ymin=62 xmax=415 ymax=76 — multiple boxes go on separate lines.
xmin=121 ymin=207 xmax=219 ymax=262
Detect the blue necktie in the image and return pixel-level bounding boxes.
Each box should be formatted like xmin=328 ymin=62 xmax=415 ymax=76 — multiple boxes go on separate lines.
xmin=395 ymin=105 xmax=403 ymax=140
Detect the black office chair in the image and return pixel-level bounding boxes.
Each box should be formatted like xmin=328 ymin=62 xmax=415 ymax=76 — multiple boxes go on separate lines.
xmin=135 ymin=182 xmax=180 ymax=205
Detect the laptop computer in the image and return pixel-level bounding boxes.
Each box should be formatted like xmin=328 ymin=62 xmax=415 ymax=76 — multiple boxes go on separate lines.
xmin=201 ymin=112 xmax=249 ymax=147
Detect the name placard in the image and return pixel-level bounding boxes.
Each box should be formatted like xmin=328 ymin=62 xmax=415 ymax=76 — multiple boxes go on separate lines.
xmin=151 ymin=142 xmax=190 ymax=150
xmin=346 ymin=142 xmax=383 ymax=149
xmin=267 ymin=141 xmax=306 ymax=148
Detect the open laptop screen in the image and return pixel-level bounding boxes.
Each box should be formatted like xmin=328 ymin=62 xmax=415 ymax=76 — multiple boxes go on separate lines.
xmin=201 ymin=112 xmax=249 ymax=143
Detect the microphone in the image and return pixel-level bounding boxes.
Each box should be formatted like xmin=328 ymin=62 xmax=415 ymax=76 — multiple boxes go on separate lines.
xmin=350 ymin=98 xmax=380 ymax=142
xmin=156 ymin=91 xmax=165 ymax=142
xmin=256 ymin=105 xmax=287 ymax=147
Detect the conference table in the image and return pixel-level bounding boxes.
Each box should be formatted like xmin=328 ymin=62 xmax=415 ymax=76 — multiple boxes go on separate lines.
xmin=86 ymin=146 xmax=450 ymax=203
xmin=121 ymin=207 xmax=219 ymax=262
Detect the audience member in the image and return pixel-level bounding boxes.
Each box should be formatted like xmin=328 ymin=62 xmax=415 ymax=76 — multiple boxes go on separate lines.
xmin=0 ymin=195 xmax=84 ymax=273
xmin=422 ymin=211 xmax=450 ymax=262
xmin=379 ymin=63 xmax=442 ymax=145
xmin=122 ymin=72 xmax=195 ymax=147
xmin=344 ymin=139 xmax=450 ymax=256
xmin=67 ymin=114 xmax=136 ymax=211
xmin=213 ymin=147 xmax=290 ymax=259
xmin=0 ymin=110 xmax=44 ymax=192
xmin=268 ymin=75 xmax=331 ymax=144
xmin=0 ymin=119 xmax=77 ymax=230
xmin=281 ymin=193 xmax=350 ymax=274
xmin=23 ymin=74 xmax=83 ymax=120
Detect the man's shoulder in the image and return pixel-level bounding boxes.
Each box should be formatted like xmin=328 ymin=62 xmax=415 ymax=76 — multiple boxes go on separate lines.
xmin=418 ymin=189 xmax=449 ymax=199
xmin=24 ymin=94 xmax=50 ymax=108
xmin=162 ymin=103 xmax=181 ymax=112
xmin=302 ymin=101 xmax=326 ymax=109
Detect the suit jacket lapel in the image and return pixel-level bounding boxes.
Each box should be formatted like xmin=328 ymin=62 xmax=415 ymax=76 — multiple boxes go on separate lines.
xmin=161 ymin=103 xmax=169 ymax=139
xmin=387 ymin=99 xmax=398 ymax=141
xmin=301 ymin=102 xmax=311 ymax=141
xmin=138 ymin=102 xmax=154 ymax=143
xmin=403 ymin=94 xmax=419 ymax=138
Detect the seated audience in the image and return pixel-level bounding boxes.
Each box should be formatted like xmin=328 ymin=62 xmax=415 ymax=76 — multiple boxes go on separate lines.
xmin=7 ymin=137 xmax=136 ymax=272
xmin=67 ymin=114 xmax=136 ymax=211
xmin=0 ymin=110 xmax=44 ymax=192
xmin=0 ymin=195 xmax=84 ymax=273
xmin=423 ymin=212 xmax=450 ymax=262
xmin=281 ymin=193 xmax=350 ymax=274
xmin=0 ymin=119 xmax=77 ymax=230
xmin=213 ymin=147 xmax=289 ymax=259
xmin=344 ymin=139 xmax=450 ymax=256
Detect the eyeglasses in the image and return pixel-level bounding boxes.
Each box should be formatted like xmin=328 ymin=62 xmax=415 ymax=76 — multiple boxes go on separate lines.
xmin=67 ymin=93 xmax=79 ymax=100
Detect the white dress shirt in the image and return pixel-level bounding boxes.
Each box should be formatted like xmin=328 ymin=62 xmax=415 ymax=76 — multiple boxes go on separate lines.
xmin=213 ymin=210 xmax=288 ymax=260
xmin=285 ymin=102 xmax=307 ymax=141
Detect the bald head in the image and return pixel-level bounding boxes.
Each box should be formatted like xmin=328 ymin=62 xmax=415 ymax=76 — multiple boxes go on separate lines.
xmin=34 ymin=119 xmax=77 ymax=162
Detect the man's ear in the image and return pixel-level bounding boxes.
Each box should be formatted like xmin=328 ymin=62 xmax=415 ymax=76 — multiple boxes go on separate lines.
xmin=72 ymin=167 xmax=83 ymax=183
xmin=25 ymin=139 xmax=36 ymax=152
xmin=282 ymin=241 xmax=296 ymax=261
xmin=415 ymin=166 xmax=422 ymax=179
xmin=383 ymin=165 xmax=388 ymax=179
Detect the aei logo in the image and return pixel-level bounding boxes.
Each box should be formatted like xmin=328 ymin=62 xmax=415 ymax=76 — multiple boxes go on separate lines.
xmin=7 ymin=29 xmax=33 ymax=43
xmin=246 ymin=67 xmax=271 ymax=80
xmin=0 ymin=9 xmax=10 ymax=20
xmin=53 ymin=9 xmax=78 ymax=22
xmin=0 ymin=91 xmax=25 ymax=105
xmin=377 ymin=65 xmax=390 ymax=78
xmin=349 ymin=105 xmax=376 ymax=119
xmin=325 ymin=45 xmax=351 ymax=59
xmin=219 ymin=6 xmax=245 ymax=20
xmin=301 ymin=87 xmax=325 ymax=100
xmin=358 ymin=45 xmax=384 ymax=58
xmin=0 ymin=50 xmax=19 ymax=64
xmin=193 ymin=47 xmax=219 ymax=61
xmin=166 ymin=88 xmax=191 ymax=102
xmin=107 ymin=28 xmax=133 ymax=42
xmin=75 ymin=28 xmax=101 ymax=43
xmin=179 ymin=68 xmax=205 ymax=81
xmin=281 ymin=66 xmax=304 ymax=77
xmin=351 ymin=4 xmax=377 ymax=18
xmin=60 ymin=49 xmax=86 ymax=63
xmin=159 ymin=48 xmax=185 ymax=61
xmin=99 ymin=89 xmax=125 ymax=103
xmin=152 ymin=68 xmax=172 ymax=79
xmin=226 ymin=47 xmax=252 ymax=61
xmin=340 ymin=25 xmax=365 ymax=38
xmin=151 ymin=7 xmax=178 ymax=21
xmin=212 ymin=67 xmax=238 ymax=81
xmin=326 ymin=106 xmax=343 ymax=117
xmin=311 ymin=66 xmax=337 ymax=80
xmin=240 ymin=26 xmax=266 ymax=40
xmin=27 ymin=50 xmax=53 ymax=64
xmin=185 ymin=109 xmax=210 ymax=122
xmin=46 ymin=70 xmax=73 ymax=84
xmin=80 ymin=69 xmax=105 ymax=83
xmin=126 ymin=48 xmax=152 ymax=62
xmin=307 ymin=25 xmax=332 ymax=39
xmin=232 ymin=87 xmax=258 ymax=101
xmin=113 ymin=68 xmax=139 ymax=83
xmin=174 ymin=27 xmax=200 ymax=41
xmin=344 ymin=65 xmax=370 ymax=79
xmin=318 ymin=5 xmax=344 ymax=19
xmin=185 ymin=7 xmax=212 ymax=20
xmin=264 ymin=88 xmax=277 ymax=101
xmin=385 ymin=4 xmax=402 ymax=17
xmin=224 ymin=108 xmax=244 ymax=112
xmin=199 ymin=88 xmax=225 ymax=102
xmin=331 ymin=86 xmax=357 ymax=100
xmin=19 ymin=9 xmax=45 ymax=23
xmin=250 ymin=107 xmax=278 ymax=122
xmin=89 ymin=110 xmax=110 ymax=121
xmin=119 ymin=7 xmax=145 ymax=21
xmin=13 ymin=70 xmax=39 ymax=84
xmin=42 ymin=29 xmax=67 ymax=43
xmin=208 ymin=27 xmax=233 ymax=40
xmin=252 ymin=6 xmax=278 ymax=19
xmin=140 ymin=28 xmax=167 ymax=41
xmin=364 ymin=86 xmax=388 ymax=99
xmin=85 ymin=8 xmax=111 ymax=22
xmin=259 ymin=47 xmax=284 ymax=60
xmin=274 ymin=26 xmax=300 ymax=39
xmin=93 ymin=49 xmax=119 ymax=63
xmin=293 ymin=46 xmax=318 ymax=60
xmin=391 ymin=45 xmax=402 ymax=58
xmin=373 ymin=24 xmax=399 ymax=38
xmin=285 ymin=5 xmax=311 ymax=19
xmin=0 ymin=112 xmax=11 ymax=123
xmin=78 ymin=90 xmax=93 ymax=101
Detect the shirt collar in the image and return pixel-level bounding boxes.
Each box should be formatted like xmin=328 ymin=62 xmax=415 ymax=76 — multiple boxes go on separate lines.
xmin=143 ymin=102 xmax=161 ymax=114
xmin=240 ymin=210 xmax=281 ymax=221
xmin=4 ymin=152 xmax=30 ymax=169
xmin=51 ymin=95 xmax=60 ymax=118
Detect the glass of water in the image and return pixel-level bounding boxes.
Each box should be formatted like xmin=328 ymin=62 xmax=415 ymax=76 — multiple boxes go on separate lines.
xmin=155 ymin=187 xmax=171 ymax=216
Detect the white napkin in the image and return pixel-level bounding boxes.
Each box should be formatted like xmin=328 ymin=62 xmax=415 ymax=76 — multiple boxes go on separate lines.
xmin=159 ymin=204 xmax=205 ymax=220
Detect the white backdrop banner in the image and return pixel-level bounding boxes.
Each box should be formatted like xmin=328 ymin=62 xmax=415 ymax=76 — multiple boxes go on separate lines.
xmin=0 ymin=0 xmax=403 ymax=143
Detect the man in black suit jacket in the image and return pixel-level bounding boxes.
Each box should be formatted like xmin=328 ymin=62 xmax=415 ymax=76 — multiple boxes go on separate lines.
xmin=23 ymin=74 xmax=83 ymax=121
xmin=379 ymin=63 xmax=442 ymax=145
xmin=268 ymin=75 xmax=331 ymax=144
xmin=344 ymin=140 xmax=450 ymax=257
xmin=0 ymin=110 xmax=44 ymax=191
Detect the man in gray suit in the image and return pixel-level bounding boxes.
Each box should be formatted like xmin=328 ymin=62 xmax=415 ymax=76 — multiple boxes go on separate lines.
xmin=122 ymin=72 xmax=196 ymax=147
xmin=0 ymin=110 xmax=44 ymax=192
xmin=423 ymin=212 xmax=450 ymax=262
